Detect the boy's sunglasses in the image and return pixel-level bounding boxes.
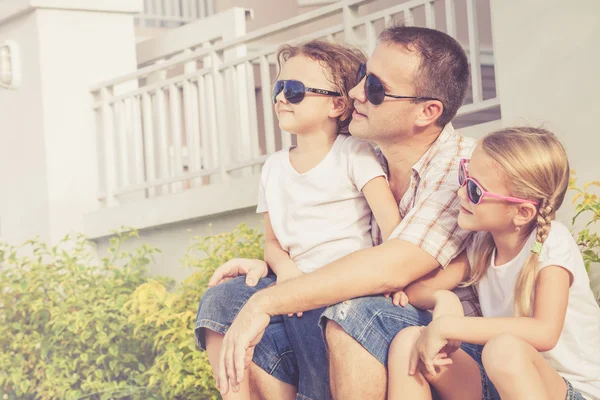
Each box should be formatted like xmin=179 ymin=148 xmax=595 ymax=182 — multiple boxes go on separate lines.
xmin=357 ymin=63 xmax=442 ymax=106
xmin=459 ymin=159 xmax=538 ymax=205
xmin=272 ymin=80 xmax=341 ymax=105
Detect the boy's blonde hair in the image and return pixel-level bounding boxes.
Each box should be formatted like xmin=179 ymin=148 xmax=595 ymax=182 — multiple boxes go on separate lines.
xmin=275 ymin=40 xmax=366 ymax=134
xmin=463 ymin=127 xmax=570 ymax=316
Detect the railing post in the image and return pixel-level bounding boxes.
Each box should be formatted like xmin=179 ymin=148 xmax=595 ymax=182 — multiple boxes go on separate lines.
xmin=342 ymin=4 xmax=359 ymax=46
xmin=101 ymin=87 xmax=118 ymax=207
xmin=466 ymin=0 xmax=483 ymax=103
xmin=210 ymin=50 xmax=230 ymax=183
xmin=444 ymin=0 xmax=457 ymax=38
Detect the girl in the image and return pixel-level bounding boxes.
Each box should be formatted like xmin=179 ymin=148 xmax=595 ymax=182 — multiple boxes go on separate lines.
xmin=388 ymin=127 xmax=600 ymax=400
xmin=197 ymin=40 xmax=402 ymax=399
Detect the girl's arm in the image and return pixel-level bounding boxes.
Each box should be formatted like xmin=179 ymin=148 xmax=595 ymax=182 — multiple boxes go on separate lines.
xmin=362 ymin=176 xmax=401 ymax=240
xmin=263 ymin=213 xmax=302 ymax=282
xmin=404 ymin=251 xmax=471 ymax=319
xmin=435 ymin=265 xmax=571 ymax=351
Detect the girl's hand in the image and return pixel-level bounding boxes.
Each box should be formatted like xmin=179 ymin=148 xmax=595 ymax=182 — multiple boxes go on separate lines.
xmin=409 ymin=320 xmax=451 ymax=377
xmin=442 ymin=339 xmax=462 ymax=356
xmin=384 ymin=291 xmax=409 ymax=307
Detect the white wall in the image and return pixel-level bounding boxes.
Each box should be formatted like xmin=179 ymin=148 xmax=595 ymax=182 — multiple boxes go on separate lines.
xmin=0 ymin=0 xmax=142 ymax=244
xmin=0 ymin=13 xmax=50 ymax=242
xmin=93 ymin=206 xmax=263 ymax=282
xmin=490 ymin=0 xmax=600 ymax=225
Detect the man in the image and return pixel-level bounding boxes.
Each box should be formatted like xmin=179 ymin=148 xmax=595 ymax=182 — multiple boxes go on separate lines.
xmin=198 ymin=26 xmax=480 ymax=399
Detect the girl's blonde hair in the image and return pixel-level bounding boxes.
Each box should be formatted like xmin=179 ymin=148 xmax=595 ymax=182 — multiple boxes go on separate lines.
xmin=463 ymin=127 xmax=570 ymax=316
xmin=275 ymin=40 xmax=366 ymax=134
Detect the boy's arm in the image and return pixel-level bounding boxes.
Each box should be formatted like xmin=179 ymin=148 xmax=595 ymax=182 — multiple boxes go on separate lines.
xmin=362 ymin=176 xmax=401 ymax=240
xmin=263 ymin=213 xmax=302 ymax=283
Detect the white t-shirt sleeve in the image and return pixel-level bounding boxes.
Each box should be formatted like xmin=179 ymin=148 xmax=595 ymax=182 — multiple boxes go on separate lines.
xmin=346 ymin=136 xmax=386 ymax=191
xmin=538 ymin=223 xmax=577 ymax=282
xmin=256 ymin=156 xmax=272 ymax=213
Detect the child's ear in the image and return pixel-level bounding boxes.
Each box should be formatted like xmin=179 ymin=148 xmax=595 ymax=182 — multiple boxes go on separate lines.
xmin=513 ymin=203 xmax=538 ymax=228
xmin=414 ymin=100 xmax=444 ymax=128
xmin=329 ymin=97 xmax=347 ymax=119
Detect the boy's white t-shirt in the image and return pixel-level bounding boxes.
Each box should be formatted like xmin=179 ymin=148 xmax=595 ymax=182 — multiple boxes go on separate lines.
xmin=257 ymin=134 xmax=385 ymax=273
xmin=467 ymin=221 xmax=600 ymax=400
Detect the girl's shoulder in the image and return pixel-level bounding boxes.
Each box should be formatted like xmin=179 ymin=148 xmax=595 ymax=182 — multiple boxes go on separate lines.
xmin=538 ymin=220 xmax=580 ymax=268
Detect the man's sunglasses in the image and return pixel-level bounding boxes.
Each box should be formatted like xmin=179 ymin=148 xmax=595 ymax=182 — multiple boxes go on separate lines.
xmin=357 ymin=63 xmax=441 ymax=106
xmin=272 ymin=80 xmax=341 ymax=105
xmin=459 ymin=159 xmax=538 ymax=205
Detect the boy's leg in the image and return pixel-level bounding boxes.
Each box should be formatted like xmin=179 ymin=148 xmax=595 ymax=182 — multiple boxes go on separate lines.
xmin=482 ymin=334 xmax=567 ymax=400
xmin=283 ymin=307 xmax=331 ymax=400
xmin=195 ymin=276 xmax=298 ymax=399
xmin=205 ymin=330 xmax=251 ymax=399
xmin=321 ymin=297 xmax=433 ymax=400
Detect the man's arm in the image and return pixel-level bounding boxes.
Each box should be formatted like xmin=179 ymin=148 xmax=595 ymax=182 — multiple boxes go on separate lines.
xmin=251 ymin=238 xmax=440 ymax=316
xmin=216 ymin=238 xmax=441 ymax=394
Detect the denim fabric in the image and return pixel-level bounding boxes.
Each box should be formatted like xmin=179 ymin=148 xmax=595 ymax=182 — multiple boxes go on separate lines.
xmin=321 ymin=295 xmax=500 ymax=400
xmin=195 ymin=275 xmax=331 ymax=399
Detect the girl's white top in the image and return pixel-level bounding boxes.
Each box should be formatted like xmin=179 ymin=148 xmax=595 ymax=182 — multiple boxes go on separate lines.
xmin=467 ymin=221 xmax=600 ymax=399
xmin=257 ymin=134 xmax=385 ymax=273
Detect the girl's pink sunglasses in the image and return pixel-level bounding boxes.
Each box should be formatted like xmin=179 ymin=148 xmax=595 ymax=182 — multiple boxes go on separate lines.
xmin=459 ymin=159 xmax=538 ymax=205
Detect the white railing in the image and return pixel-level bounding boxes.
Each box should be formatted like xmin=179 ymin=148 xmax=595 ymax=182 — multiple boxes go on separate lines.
xmin=136 ymin=0 xmax=215 ymax=28
xmin=92 ymin=0 xmax=498 ymax=207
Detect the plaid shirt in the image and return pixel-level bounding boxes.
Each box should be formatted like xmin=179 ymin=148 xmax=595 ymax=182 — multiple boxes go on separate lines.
xmin=372 ymin=123 xmax=481 ymax=317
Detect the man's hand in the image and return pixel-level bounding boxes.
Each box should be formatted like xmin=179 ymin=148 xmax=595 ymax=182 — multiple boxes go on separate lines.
xmin=276 ymin=264 xmax=304 ymax=317
xmin=208 ymin=258 xmax=268 ymax=288
xmin=217 ymin=298 xmax=270 ymax=395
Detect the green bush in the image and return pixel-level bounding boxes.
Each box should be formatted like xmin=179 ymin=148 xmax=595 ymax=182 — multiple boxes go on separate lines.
xmin=570 ymin=174 xmax=600 ymax=303
xmin=0 ymin=230 xmax=161 ymax=400
xmin=0 ymin=224 xmax=264 ymax=399
xmin=124 ymin=223 xmax=264 ymax=399
xmin=570 ymin=176 xmax=600 ymax=271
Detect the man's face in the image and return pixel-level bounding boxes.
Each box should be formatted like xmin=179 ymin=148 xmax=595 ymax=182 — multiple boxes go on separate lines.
xmin=348 ymin=42 xmax=423 ymax=144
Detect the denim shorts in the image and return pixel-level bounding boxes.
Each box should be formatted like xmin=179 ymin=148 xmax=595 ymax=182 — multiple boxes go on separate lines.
xmin=194 ymin=275 xmax=331 ymax=400
xmin=565 ymin=378 xmax=587 ymax=400
xmin=321 ymin=295 xmax=501 ymax=400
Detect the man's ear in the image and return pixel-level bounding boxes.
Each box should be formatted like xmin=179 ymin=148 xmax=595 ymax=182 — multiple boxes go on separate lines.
xmin=414 ymin=100 xmax=444 ymax=128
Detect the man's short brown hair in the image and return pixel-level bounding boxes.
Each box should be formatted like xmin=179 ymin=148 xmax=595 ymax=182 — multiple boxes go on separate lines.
xmin=379 ymin=26 xmax=470 ymax=127
xmin=275 ymin=40 xmax=366 ymax=134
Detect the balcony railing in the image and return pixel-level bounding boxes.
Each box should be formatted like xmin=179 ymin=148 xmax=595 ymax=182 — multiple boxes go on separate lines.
xmin=135 ymin=0 xmax=215 ymax=28
xmin=92 ymin=0 xmax=499 ymax=207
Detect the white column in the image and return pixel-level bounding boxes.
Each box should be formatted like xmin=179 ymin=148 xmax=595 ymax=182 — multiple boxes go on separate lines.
xmin=0 ymin=0 xmax=142 ymax=244
xmin=490 ymin=0 xmax=600 ymax=224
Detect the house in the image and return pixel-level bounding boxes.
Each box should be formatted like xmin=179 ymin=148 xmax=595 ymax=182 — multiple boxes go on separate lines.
xmin=0 ymin=0 xmax=598 ymax=282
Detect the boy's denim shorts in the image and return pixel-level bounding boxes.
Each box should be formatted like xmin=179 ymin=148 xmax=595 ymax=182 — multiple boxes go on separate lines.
xmin=195 ymin=275 xmax=332 ymax=400
xmin=321 ymin=295 xmax=501 ymax=400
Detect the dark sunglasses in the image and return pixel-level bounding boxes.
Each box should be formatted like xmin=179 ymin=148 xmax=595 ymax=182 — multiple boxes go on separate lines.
xmin=272 ymin=80 xmax=341 ymax=105
xmin=459 ymin=159 xmax=538 ymax=205
xmin=357 ymin=63 xmax=441 ymax=106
